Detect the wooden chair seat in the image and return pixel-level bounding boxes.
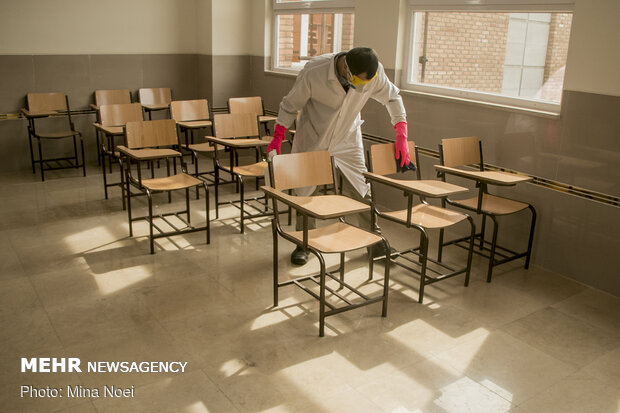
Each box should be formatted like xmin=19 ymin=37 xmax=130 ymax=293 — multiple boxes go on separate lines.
xmin=141 ymin=173 xmax=203 ymax=191
xmin=289 ymin=222 xmax=383 ymax=254
xmin=382 ymin=204 xmax=469 ymax=229
xmin=221 ymin=161 xmax=267 ymax=177
xmin=188 ymin=142 xmax=216 ymax=153
xmin=35 ymin=130 xmax=80 ymax=139
xmin=451 ymin=193 xmax=529 ymax=215
xmin=177 ymin=120 xmax=212 ymax=129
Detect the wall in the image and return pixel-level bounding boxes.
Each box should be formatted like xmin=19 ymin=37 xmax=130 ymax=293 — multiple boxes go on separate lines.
xmin=563 ymin=0 xmax=620 ymax=96
xmin=0 ymin=0 xmax=198 ymax=54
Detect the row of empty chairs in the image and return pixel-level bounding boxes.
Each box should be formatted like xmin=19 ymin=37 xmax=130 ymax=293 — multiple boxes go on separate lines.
xmin=22 ymin=87 xmax=275 ymax=182
xmin=262 ymin=138 xmax=535 ymax=336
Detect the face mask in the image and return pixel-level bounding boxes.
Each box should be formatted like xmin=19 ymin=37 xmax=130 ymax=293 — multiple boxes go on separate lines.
xmin=349 ymin=73 xmax=377 ymax=88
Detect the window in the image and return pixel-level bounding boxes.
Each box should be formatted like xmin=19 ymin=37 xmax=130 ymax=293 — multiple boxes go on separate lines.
xmin=404 ymin=1 xmax=573 ymax=113
xmin=272 ymin=0 xmax=355 ymax=72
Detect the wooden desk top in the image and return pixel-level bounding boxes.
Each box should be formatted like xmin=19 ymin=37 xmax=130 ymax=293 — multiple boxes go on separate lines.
xmin=93 ymin=123 xmax=123 ymax=135
xmin=117 ymin=146 xmax=181 ymax=160
xmin=205 ymin=136 xmax=269 ymax=148
xmin=434 ymin=165 xmax=532 ymax=186
xmin=261 ymin=186 xmax=369 ymax=219
xmin=364 ymin=172 xmax=469 ymax=197
xmin=21 ymin=108 xmax=60 ymax=118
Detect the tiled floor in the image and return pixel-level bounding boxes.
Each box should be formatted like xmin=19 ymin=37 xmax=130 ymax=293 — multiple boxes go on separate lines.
xmin=1 ymin=166 xmax=619 ymax=413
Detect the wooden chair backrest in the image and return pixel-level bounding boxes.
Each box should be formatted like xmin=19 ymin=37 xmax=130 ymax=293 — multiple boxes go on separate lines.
xmin=213 ymin=113 xmax=258 ymax=138
xmin=441 ymin=137 xmax=481 ymax=167
xmin=27 ymin=92 xmax=67 ymax=113
xmin=170 ymin=99 xmax=210 ymax=122
xmin=271 ymin=150 xmax=334 ymax=191
xmin=125 ymin=119 xmax=178 ymax=149
xmin=100 ymin=103 xmax=143 ymax=126
xmin=95 ymin=89 xmax=131 ymax=107
xmin=138 ymin=88 xmax=172 ymax=105
xmin=370 ymin=141 xmax=416 ymax=175
xmin=228 ymin=96 xmax=264 ymax=116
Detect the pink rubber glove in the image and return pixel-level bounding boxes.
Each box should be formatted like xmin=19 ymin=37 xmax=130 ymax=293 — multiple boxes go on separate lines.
xmin=394 ymin=121 xmax=410 ymax=168
xmin=267 ymin=124 xmax=287 ymax=155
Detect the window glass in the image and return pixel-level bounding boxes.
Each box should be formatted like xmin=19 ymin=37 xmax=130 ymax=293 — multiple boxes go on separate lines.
xmin=407 ymin=11 xmax=572 ymax=108
xmin=275 ymin=12 xmax=355 ymax=69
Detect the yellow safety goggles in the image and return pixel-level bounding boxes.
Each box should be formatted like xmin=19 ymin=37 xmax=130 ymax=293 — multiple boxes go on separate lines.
xmin=349 ymin=73 xmax=377 ymax=88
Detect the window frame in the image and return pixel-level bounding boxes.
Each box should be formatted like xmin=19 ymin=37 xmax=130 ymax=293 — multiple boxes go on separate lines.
xmin=402 ymin=0 xmax=574 ymax=114
xmin=271 ymin=0 xmax=355 ymax=75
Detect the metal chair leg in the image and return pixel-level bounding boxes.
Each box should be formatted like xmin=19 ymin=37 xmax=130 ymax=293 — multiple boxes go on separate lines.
xmin=148 ymin=190 xmax=154 ymax=254
xmin=239 ymin=176 xmax=245 ymax=233
xmin=126 ymin=167 xmax=133 ymax=237
xmin=418 ymin=230 xmax=429 ymax=303
xmin=480 ymin=215 xmax=487 ymax=249
xmin=381 ymin=237 xmax=391 ymax=317
xmin=525 ymin=205 xmax=537 ymax=269
xmin=464 ymin=216 xmax=476 ymax=287
xmin=203 ymin=182 xmax=210 ymax=245
xmin=272 ymin=219 xmax=279 ymax=307
xmin=486 ymin=215 xmax=500 ymax=283
xmin=37 ymin=138 xmax=45 ymax=182
xmin=317 ymin=252 xmax=327 ymax=337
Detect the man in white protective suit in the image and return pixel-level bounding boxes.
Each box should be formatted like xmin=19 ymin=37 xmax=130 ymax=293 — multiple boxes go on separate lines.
xmin=267 ymin=47 xmax=410 ymax=266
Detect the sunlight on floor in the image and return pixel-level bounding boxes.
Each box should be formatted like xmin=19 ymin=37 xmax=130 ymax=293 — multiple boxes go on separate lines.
xmin=183 ymin=401 xmax=210 ymax=413
xmin=93 ymin=266 xmax=152 ymax=295
xmin=434 ymin=376 xmax=512 ymax=412
xmin=63 ymin=225 xmax=117 ymax=253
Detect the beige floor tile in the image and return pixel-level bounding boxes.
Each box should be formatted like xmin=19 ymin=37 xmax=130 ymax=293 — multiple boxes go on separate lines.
xmin=0 ymin=306 xmax=64 ymax=361
xmin=93 ymin=370 xmax=239 ymax=413
xmin=0 ymin=276 xmax=41 ymax=318
xmin=501 ymin=307 xmax=620 ymax=368
xmin=136 ymin=275 xmax=243 ymax=322
xmin=45 ymin=290 xmax=157 ymax=347
xmin=582 ymin=345 xmax=620 ymax=389
xmin=490 ymin=264 xmax=586 ymax=306
xmin=518 ymin=370 xmax=620 ymax=413
xmin=292 ymin=389 xmax=384 ymax=413
xmin=436 ymin=330 xmax=575 ymax=404
xmin=0 ymin=237 xmax=26 ymax=280
xmin=54 ymin=401 xmax=98 ymax=413
xmin=552 ymin=288 xmax=620 ymax=335
xmin=439 ymin=278 xmax=547 ymax=329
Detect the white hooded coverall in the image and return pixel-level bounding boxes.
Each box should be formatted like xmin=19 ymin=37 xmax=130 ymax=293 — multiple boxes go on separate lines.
xmin=275 ymin=53 xmax=407 ymax=197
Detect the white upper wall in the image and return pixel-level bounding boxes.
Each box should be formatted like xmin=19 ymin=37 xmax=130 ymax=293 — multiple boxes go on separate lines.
xmin=195 ymin=0 xmax=213 ymax=55
xmin=563 ymin=0 xmax=620 ymax=96
xmin=0 ymin=0 xmax=197 ymax=54
xmin=211 ymin=0 xmax=252 ymax=56
xmin=353 ymin=0 xmax=401 ymax=69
